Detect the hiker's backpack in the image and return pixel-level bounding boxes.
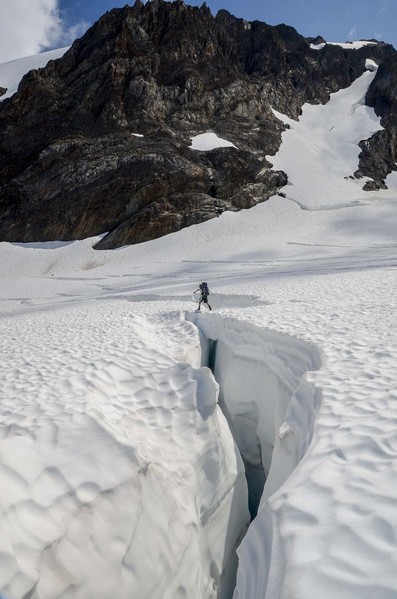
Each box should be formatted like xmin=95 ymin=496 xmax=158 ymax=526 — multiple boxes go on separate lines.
xmin=201 ymin=282 xmax=209 ymax=295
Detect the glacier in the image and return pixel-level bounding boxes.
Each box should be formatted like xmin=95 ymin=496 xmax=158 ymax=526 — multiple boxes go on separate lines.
xmin=0 ymin=46 xmax=397 ymax=599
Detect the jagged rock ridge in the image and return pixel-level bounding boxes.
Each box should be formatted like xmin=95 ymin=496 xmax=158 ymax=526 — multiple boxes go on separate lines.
xmin=0 ymin=0 xmax=396 ymax=248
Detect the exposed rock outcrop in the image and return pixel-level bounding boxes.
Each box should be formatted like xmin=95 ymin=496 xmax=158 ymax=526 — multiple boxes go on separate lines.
xmin=0 ymin=0 xmax=396 ymax=248
xmin=355 ymin=58 xmax=397 ymax=186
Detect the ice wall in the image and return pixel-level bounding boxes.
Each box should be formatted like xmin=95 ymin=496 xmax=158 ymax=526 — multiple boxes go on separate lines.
xmin=186 ymin=313 xmax=321 ymax=597
xmin=0 ymin=307 xmax=250 ymax=599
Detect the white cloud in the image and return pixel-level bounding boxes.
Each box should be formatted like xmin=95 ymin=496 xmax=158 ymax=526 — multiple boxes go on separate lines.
xmin=347 ymin=26 xmax=358 ymax=41
xmin=0 ymin=0 xmax=88 ymax=64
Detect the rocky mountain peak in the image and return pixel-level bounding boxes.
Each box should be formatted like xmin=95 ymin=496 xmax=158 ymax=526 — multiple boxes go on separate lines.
xmin=0 ymin=0 xmax=396 ymax=248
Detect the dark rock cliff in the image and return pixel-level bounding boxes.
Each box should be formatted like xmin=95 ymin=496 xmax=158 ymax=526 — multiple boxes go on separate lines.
xmin=0 ymin=0 xmax=396 ymax=248
xmin=356 ymin=58 xmax=397 ymax=188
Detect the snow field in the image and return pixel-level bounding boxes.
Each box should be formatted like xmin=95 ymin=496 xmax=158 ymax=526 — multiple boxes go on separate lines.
xmin=0 ymin=301 xmax=249 ymax=598
xmin=0 ymin=48 xmax=69 ymax=100
xmin=270 ymin=69 xmax=384 ymax=209
xmin=227 ymin=268 xmax=397 ymax=599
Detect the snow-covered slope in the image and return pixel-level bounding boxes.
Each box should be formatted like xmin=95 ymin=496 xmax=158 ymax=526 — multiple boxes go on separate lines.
xmin=0 ymin=48 xmax=396 ymax=599
xmin=270 ymin=71 xmax=383 ymax=209
xmin=0 ymin=47 xmax=68 ymax=99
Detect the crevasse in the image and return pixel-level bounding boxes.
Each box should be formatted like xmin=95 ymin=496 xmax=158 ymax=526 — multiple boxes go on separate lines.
xmin=186 ymin=312 xmax=322 ymax=598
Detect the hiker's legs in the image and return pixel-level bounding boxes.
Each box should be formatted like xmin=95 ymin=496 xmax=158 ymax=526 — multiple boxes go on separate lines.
xmin=203 ymin=295 xmax=211 ymax=310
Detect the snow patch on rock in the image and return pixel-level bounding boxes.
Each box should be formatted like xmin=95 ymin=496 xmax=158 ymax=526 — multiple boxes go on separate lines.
xmin=189 ymin=132 xmax=237 ymax=151
xmin=311 ymin=41 xmax=378 ymax=51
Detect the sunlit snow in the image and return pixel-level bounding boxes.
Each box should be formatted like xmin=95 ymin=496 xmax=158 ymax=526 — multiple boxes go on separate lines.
xmin=311 ymin=41 xmax=378 ymax=50
xmin=189 ymin=132 xmax=237 ymax=151
xmin=269 ymin=66 xmax=384 ymax=209
xmin=0 ymin=46 xmax=396 ymax=599
xmin=0 ymin=47 xmax=69 ymax=100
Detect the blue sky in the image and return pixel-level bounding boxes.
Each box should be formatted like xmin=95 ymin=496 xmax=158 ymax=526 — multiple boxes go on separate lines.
xmin=0 ymin=0 xmax=396 ymax=63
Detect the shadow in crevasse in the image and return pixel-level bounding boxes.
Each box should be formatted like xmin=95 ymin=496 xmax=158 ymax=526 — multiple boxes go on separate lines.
xmin=186 ymin=311 xmax=322 ymax=598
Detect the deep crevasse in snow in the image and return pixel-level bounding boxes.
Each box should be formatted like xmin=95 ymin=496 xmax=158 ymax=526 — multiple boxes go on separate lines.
xmin=187 ymin=312 xmax=322 ymax=597
xmin=0 ymin=300 xmax=323 ymax=599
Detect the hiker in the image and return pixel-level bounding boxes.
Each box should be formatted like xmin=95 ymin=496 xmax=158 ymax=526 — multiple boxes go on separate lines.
xmin=194 ymin=281 xmax=212 ymax=311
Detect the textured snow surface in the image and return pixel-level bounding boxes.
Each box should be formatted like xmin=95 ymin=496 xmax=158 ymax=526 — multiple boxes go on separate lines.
xmin=0 ymin=48 xmax=397 ymax=599
xmin=0 ymin=303 xmax=249 ymax=598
